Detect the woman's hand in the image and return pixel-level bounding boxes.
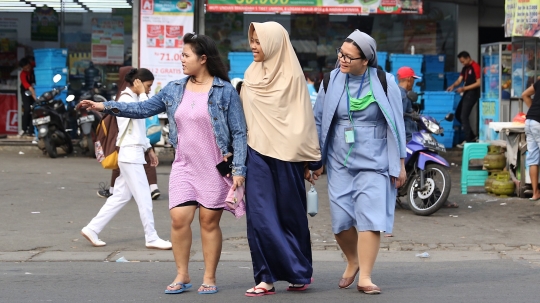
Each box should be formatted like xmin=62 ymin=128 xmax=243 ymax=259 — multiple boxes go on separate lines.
xmin=232 ymin=176 xmax=245 ymax=190
xmin=148 ymin=149 xmax=159 ymax=167
xmin=77 ymin=100 xmax=105 ymax=111
xmin=304 ymin=166 xmax=314 ymax=184
xmin=392 ymin=160 xmax=406 ymax=188
xmin=132 ymin=79 xmax=145 ymax=95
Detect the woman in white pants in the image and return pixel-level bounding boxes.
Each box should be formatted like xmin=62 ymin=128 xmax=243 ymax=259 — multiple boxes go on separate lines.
xmin=81 ymin=68 xmax=172 ymax=250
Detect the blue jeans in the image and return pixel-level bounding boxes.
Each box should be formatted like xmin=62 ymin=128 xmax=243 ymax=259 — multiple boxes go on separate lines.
xmin=525 ymin=119 xmax=540 ymax=166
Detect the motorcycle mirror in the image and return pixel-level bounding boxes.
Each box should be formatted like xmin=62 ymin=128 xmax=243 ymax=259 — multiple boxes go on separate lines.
xmin=66 ymin=95 xmax=75 ymax=102
xmin=407 ymin=91 xmax=419 ymax=103
xmin=24 ymin=90 xmax=32 ymax=97
xmin=445 ymin=113 xmax=455 ymax=122
xmin=53 ymin=74 xmax=62 ymax=83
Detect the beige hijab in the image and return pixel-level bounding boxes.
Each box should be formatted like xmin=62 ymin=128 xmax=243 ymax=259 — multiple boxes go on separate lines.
xmin=240 ymin=22 xmax=321 ymax=162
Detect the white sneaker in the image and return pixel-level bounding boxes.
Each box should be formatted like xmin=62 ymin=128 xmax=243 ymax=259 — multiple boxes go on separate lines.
xmin=456 ymin=140 xmax=466 ymax=148
xmin=146 ymin=238 xmax=172 ymax=250
xmin=81 ymin=227 xmax=106 ymax=247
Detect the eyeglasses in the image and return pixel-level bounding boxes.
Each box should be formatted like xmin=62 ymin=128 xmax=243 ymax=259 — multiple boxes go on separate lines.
xmin=336 ymin=48 xmax=364 ymax=64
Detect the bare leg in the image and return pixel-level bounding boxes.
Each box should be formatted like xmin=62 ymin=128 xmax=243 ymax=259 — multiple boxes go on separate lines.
xmin=198 ymin=206 xmax=224 ymax=287
xmin=335 ymin=227 xmax=359 ymax=278
xmin=357 ymin=231 xmax=381 ymax=287
xmin=167 ymin=205 xmax=197 ymax=291
xmin=530 ymin=165 xmax=540 ymax=199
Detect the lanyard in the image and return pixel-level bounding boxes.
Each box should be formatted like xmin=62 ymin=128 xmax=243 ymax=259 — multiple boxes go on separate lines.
xmin=346 ymin=71 xmax=366 ymax=124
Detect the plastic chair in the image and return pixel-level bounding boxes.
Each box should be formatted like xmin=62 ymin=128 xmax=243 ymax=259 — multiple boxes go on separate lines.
xmin=461 ymin=142 xmax=490 ymax=194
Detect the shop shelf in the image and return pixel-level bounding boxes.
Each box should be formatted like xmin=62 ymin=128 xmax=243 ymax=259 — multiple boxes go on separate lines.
xmin=228 ymin=52 xmax=253 ymax=74
xmin=389 ymin=54 xmax=423 ymax=74
xmin=34 ymin=67 xmax=68 ymax=87
xmin=34 ymin=48 xmax=68 ymax=69
xmin=423 ymin=73 xmax=445 ymax=91
xmin=422 ymin=91 xmax=457 ymax=112
xmin=424 ymin=55 xmax=445 ymax=73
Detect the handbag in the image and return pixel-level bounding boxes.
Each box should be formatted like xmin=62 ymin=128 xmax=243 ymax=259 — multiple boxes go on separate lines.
xmin=225 ymin=185 xmax=245 ymax=210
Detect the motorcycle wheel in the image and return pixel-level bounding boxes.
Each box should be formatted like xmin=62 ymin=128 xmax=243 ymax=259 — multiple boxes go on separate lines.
xmin=87 ymin=136 xmax=95 ymax=158
xmin=406 ymin=163 xmax=451 ymax=216
xmin=45 ymin=136 xmax=58 ymax=158
xmin=62 ymin=133 xmax=74 ymax=154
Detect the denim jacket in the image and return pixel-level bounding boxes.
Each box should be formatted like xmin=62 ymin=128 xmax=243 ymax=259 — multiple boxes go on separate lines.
xmin=102 ymin=76 xmax=248 ymax=177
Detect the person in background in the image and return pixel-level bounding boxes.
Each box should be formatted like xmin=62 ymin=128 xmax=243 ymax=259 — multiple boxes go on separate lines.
xmin=396 ymin=66 xmax=419 ymax=142
xmin=522 ymin=81 xmax=540 ymax=201
xmin=306 ymin=72 xmax=319 ymax=109
xmin=446 ymin=51 xmax=481 ymax=148
xmin=97 ymin=66 xmax=160 ymax=201
xmin=80 ymin=68 xmax=172 ymax=251
xmin=18 ymin=57 xmax=36 ymax=137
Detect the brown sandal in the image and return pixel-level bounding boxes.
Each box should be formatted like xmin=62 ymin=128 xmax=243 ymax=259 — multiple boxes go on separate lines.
xmin=357 ymin=285 xmax=381 ymax=294
xmin=338 ymin=268 xmax=359 ymax=289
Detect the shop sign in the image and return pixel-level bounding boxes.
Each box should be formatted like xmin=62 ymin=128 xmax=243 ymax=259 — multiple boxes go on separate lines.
xmin=31 ymin=5 xmax=59 ymax=42
xmin=206 ymin=0 xmax=423 ymax=14
xmin=91 ymin=18 xmax=125 ymax=65
xmin=506 ymin=0 xmax=540 ymax=37
xmin=139 ymin=0 xmax=194 ymax=97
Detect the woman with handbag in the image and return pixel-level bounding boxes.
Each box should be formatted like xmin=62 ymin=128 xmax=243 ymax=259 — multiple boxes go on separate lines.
xmin=311 ymin=30 xmax=406 ymax=294
xmin=240 ymin=22 xmax=321 ymax=297
xmin=81 ymin=68 xmax=172 ymax=250
xmin=78 ymin=33 xmax=247 ymax=295
xmin=97 ymin=66 xmax=161 ymax=200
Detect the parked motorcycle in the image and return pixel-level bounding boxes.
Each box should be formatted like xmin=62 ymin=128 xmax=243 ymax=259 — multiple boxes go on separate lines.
xmin=76 ymin=89 xmax=103 ymax=157
xmin=397 ymin=91 xmax=454 ymax=216
xmin=28 ymin=75 xmax=76 ymax=158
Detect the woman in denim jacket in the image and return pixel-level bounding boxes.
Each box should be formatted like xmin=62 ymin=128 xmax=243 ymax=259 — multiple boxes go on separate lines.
xmin=79 ymin=33 xmax=247 ymax=295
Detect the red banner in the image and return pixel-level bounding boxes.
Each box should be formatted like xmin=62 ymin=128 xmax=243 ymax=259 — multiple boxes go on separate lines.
xmin=0 ymin=93 xmax=18 ymax=134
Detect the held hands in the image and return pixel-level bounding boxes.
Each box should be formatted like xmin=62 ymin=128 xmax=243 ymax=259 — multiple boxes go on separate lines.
xmin=148 ymin=149 xmax=159 ymax=167
xmin=77 ymin=100 xmax=105 ymax=111
xmin=132 ymin=79 xmax=146 ymax=95
xmin=304 ymin=165 xmax=324 ymax=185
xmin=223 ymin=153 xmax=245 ymax=190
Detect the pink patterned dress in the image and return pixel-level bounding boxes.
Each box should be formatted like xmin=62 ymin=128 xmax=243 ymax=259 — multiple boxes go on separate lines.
xmin=168 ymin=90 xmax=245 ymax=218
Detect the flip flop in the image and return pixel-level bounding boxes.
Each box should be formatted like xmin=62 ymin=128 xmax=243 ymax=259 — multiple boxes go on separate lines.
xmin=164 ymin=282 xmax=192 ymax=294
xmin=287 ymin=277 xmax=314 ymax=291
xmin=530 ymin=197 xmax=540 ymax=201
xmin=198 ymin=284 xmax=218 ymax=294
xmin=245 ymin=286 xmax=276 ymax=297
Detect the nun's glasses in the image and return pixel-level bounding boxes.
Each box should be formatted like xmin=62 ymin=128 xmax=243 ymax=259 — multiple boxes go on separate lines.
xmin=336 ymin=48 xmax=364 ymax=64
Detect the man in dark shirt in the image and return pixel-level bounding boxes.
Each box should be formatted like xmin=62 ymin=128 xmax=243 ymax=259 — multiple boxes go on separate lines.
xmin=19 ymin=57 xmax=36 ymax=137
xmin=396 ymin=66 xmax=419 ymax=141
xmin=522 ymin=80 xmax=540 ymax=200
xmin=446 ymin=51 xmax=481 ymax=148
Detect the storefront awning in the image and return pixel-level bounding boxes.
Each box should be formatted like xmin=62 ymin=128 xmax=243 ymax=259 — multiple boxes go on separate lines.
xmin=0 ymin=0 xmax=133 ymax=13
xmin=206 ymin=0 xmax=423 ymax=14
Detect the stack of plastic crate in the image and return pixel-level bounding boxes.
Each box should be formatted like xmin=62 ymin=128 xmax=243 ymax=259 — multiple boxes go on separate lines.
xmin=390 ymin=54 xmax=423 ymax=92
xmin=228 ymin=52 xmax=253 ymax=80
xmin=33 ymin=48 xmax=68 ymax=104
xmin=422 ymin=91 xmax=458 ymax=148
xmin=423 ymin=55 xmax=445 ymax=91
xmin=377 ymin=52 xmax=388 ymax=71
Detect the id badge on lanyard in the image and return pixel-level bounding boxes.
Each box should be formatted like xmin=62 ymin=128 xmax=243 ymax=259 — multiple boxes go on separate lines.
xmin=344 ymin=127 xmax=354 ymax=143
xmin=344 ymin=73 xmax=365 ymax=145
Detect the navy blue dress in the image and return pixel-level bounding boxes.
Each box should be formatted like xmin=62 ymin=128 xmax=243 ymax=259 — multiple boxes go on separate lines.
xmin=245 ymin=146 xmax=312 ymax=285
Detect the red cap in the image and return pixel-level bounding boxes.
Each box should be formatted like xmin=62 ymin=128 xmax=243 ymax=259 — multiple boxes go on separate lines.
xmin=397 ymin=67 xmax=421 ymax=79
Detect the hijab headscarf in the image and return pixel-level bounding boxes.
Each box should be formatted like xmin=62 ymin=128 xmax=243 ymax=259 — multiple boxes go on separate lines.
xmin=346 ymin=30 xmax=378 ymax=68
xmin=240 ymin=22 xmax=320 ymax=162
xmin=115 ymin=66 xmax=133 ymax=101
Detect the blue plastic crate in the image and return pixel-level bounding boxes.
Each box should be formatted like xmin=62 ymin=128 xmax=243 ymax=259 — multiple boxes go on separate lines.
xmin=390 ymin=54 xmax=423 ymax=74
xmin=424 ymin=55 xmax=445 ymax=73
xmin=423 ymin=91 xmax=456 ymax=112
xmin=34 ymin=86 xmax=53 ymax=97
xmin=445 ymin=72 xmax=461 ymax=88
xmin=377 ymin=52 xmax=388 ymax=71
xmin=453 ymin=92 xmax=461 ymax=110
xmin=34 ymin=67 xmax=68 ymax=87
xmin=228 ymin=72 xmax=244 ymax=80
xmin=34 ymin=48 xmax=68 ymax=69
xmin=228 ymin=52 xmax=253 ymax=74
xmin=422 ymin=111 xmax=449 ymax=122
xmin=423 ymin=73 xmax=445 ymax=91
xmin=439 ymin=121 xmax=453 ymax=131
xmin=434 ymin=130 xmax=454 ymax=148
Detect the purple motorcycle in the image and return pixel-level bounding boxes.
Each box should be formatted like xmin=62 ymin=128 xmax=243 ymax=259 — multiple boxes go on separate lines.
xmin=397 ymin=92 xmax=454 ymax=216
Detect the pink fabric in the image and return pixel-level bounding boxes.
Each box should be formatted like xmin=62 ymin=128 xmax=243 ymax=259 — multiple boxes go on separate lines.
xmin=168 ymin=90 xmax=245 ymax=218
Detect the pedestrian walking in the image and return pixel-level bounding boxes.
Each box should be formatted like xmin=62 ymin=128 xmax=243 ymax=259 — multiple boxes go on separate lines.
xmin=312 ymin=30 xmax=406 ymax=295
xmin=97 ymin=66 xmax=160 ymax=201
xmin=80 ymin=68 xmax=172 ymax=250
xmin=78 ymin=33 xmax=247 ymax=295
xmin=240 ymin=21 xmax=321 ymax=297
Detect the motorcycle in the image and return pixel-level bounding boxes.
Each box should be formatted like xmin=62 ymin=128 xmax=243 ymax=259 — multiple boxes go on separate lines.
xmin=76 ymin=89 xmax=104 ymax=157
xmin=397 ymin=91 xmax=454 ymax=216
xmin=28 ymin=74 xmax=76 ymax=158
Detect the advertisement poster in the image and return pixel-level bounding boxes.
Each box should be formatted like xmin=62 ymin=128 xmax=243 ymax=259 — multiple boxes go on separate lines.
xmin=91 ymin=17 xmax=125 ymax=65
xmin=140 ymin=0 xmax=194 ymax=97
xmin=510 ymin=0 xmax=540 ymax=37
xmin=505 ymin=0 xmax=516 ymax=37
xmin=0 ymin=94 xmax=18 ymax=135
xmin=31 ymin=5 xmax=59 ymax=42
xmin=207 ymin=0 xmax=423 ymax=14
